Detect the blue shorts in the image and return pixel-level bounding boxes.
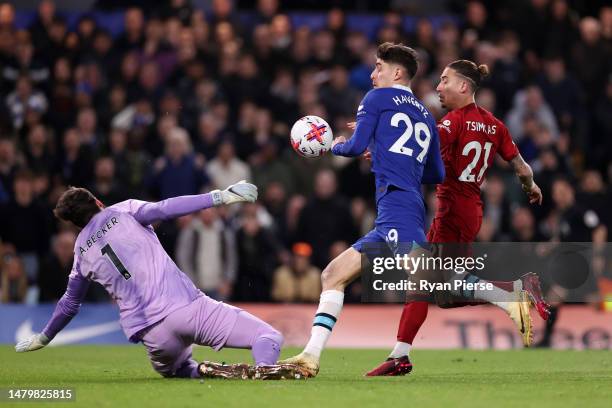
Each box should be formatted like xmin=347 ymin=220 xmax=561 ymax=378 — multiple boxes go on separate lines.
xmin=352 ymin=188 xmax=427 ymax=256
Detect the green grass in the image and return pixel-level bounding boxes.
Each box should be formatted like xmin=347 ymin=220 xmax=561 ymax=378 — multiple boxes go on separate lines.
xmin=1 ymin=346 xmax=611 ymax=408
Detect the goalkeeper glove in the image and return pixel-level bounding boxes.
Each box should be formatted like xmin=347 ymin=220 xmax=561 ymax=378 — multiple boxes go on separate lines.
xmin=15 ymin=333 xmax=50 ymax=353
xmin=211 ymin=180 xmax=258 ymax=206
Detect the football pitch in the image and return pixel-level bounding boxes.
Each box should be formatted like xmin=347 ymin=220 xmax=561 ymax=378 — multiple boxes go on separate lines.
xmin=1 ymin=346 xmax=611 ymax=408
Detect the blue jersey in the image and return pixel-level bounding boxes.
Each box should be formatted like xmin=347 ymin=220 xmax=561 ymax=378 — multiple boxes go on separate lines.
xmin=332 ymin=84 xmax=444 ymax=203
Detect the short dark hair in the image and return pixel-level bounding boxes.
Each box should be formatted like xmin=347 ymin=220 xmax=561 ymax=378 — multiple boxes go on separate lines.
xmin=376 ymin=42 xmax=419 ymax=80
xmin=53 ymin=187 xmax=101 ymax=228
xmin=448 ymin=59 xmax=490 ymax=90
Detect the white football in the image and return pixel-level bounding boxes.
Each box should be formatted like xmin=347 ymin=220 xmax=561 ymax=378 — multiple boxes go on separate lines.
xmin=290 ymin=115 xmax=333 ymax=158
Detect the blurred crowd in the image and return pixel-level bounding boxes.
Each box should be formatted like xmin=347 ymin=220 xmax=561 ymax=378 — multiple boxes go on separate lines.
xmin=0 ymin=0 xmax=610 ymax=304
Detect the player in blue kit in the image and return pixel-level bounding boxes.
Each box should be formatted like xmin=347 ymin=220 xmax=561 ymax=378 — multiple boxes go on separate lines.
xmin=280 ymin=43 xmax=445 ymax=376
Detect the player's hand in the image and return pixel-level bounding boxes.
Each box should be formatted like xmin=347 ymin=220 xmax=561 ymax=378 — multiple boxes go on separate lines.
xmin=15 ymin=333 xmax=49 ymax=353
xmin=524 ymin=182 xmax=543 ymax=205
xmin=332 ymin=136 xmax=346 ymax=148
xmin=363 ymin=149 xmax=372 ymax=161
xmin=347 ymin=122 xmax=356 ymax=130
xmin=213 ymin=180 xmax=258 ymax=206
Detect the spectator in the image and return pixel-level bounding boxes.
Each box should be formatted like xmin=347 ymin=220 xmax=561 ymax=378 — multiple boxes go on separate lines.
xmin=1 ymin=246 xmax=27 ymax=303
xmin=24 ymin=124 xmax=55 ymax=175
xmin=268 ymin=68 xmax=299 ymax=125
xmin=3 ymin=40 xmax=50 ymax=90
xmin=489 ymin=31 xmax=523 ymax=114
xmin=37 ymin=230 xmax=75 ymax=302
xmin=571 ymin=17 xmax=610 ymax=106
xmin=252 ymin=140 xmax=295 ymax=195
xmin=176 ymin=207 xmax=236 ymax=300
xmin=508 ymin=206 xmax=545 ymax=242
xmin=506 ymin=85 xmax=559 ymax=142
xmin=28 ymin=0 xmax=57 ymax=52
xmin=577 ymin=169 xmax=610 ymax=230
xmin=272 ymin=242 xmax=321 ymax=302
xmin=47 ymin=57 xmax=75 ymax=133
xmin=481 ymin=173 xmax=512 ymax=240
xmin=261 ymin=181 xmax=288 ymax=240
xmin=349 ymin=44 xmax=377 ymax=93
xmin=296 ymin=169 xmax=357 ymax=269
xmin=59 ymin=127 xmax=94 ymax=187
xmin=0 ymin=137 xmax=20 ymax=200
xmin=233 ymin=203 xmax=282 ymax=301
xmin=536 ymin=55 xmax=584 ymax=132
xmin=114 ymin=7 xmax=145 ymax=55
xmin=89 ymin=156 xmax=128 ymax=206
xmin=5 ymin=75 xmax=48 ymax=131
xmin=194 ymin=111 xmax=223 ymax=160
xmin=147 ymin=126 xmax=208 ymax=199
xmin=463 ymin=1 xmax=494 ymax=41
xmin=207 ymin=140 xmax=251 ymax=189
xmin=0 ymin=170 xmax=52 ymax=282
xmin=545 ymin=0 xmax=579 ymax=62
xmin=319 ymin=64 xmax=361 ymax=121
xmin=75 ymin=107 xmax=101 ymax=148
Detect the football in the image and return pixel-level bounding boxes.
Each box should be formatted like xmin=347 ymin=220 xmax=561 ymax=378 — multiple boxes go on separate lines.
xmin=290 ymin=115 xmax=333 ymax=158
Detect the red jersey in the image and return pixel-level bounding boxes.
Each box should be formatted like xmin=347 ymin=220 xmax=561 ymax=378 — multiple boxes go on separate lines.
xmin=435 ymin=103 xmax=518 ymax=203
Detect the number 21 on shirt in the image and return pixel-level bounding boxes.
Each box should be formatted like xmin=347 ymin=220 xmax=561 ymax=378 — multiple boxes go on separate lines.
xmin=459 ymin=141 xmax=492 ymax=183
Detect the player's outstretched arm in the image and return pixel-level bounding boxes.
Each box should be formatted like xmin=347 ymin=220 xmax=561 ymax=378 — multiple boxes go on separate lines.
xmin=132 ymin=181 xmax=258 ymax=225
xmin=16 ymin=272 xmax=90 ymax=353
xmin=510 ymin=154 xmax=542 ymax=205
xmin=331 ymin=119 xmax=375 ymax=157
xmin=332 ymin=92 xmax=378 ymax=157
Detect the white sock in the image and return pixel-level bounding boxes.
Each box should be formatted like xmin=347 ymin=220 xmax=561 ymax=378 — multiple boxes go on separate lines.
xmin=303 ymin=290 xmax=344 ymax=359
xmin=474 ymin=283 xmax=514 ymax=312
xmin=389 ymin=341 xmax=411 ymax=358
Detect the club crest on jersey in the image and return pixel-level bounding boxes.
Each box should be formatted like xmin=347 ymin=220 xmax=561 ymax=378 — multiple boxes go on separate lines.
xmin=438 ymin=120 xmax=451 ymax=133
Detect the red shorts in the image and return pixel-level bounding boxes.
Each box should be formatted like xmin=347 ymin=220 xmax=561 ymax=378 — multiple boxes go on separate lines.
xmin=426 ymin=196 xmax=482 ymax=244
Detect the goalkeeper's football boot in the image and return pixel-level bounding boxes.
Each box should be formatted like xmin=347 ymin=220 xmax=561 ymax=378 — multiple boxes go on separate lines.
xmin=507 ymin=289 xmax=533 ymax=347
xmin=198 ymin=361 xmax=308 ymax=380
xmin=520 ymin=272 xmax=551 ymax=321
xmin=365 ymin=355 xmax=413 ymax=376
xmin=252 ymin=364 xmax=309 ymax=380
xmin=278 ymin=352 xmax=320 ymax=377
xmin=199 ymin=361 xmax=251 ymax=379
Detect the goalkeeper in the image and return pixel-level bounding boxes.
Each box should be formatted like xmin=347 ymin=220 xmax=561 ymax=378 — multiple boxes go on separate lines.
xmin=15 ymin=182 xmax=304 ymax=380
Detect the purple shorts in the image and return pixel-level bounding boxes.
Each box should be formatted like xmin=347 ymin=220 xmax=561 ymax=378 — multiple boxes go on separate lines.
xmin=140 ymin=294 xmax=240 ymax=377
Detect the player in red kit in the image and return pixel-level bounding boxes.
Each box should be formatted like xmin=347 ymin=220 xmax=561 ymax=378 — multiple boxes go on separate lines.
xmin=366 ymin=60 xmax=549 ymax=376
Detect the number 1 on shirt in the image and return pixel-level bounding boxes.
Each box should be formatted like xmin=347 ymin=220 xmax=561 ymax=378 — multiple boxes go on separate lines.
xmin=101 ymin=244 xmax=132 ymax=280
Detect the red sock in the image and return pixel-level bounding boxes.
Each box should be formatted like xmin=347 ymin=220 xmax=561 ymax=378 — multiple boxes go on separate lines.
xmin=397 ymin=301 xmax=429 ymax=343
xmin=488 ymin=280 xmax=514 ymax=292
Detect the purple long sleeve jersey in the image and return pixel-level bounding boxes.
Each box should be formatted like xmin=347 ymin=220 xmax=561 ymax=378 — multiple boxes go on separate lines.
xmin=42 ymin=193 xmax=217 ymax=342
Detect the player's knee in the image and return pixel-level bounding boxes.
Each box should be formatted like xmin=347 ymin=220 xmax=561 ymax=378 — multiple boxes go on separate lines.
xmin=321 ymin=261 xmax=348 ymax=290
xmin=257 ymin=324 xmax=284 ymax=347
xmin=267 ymin=327 xmax=284 ymax=347
xmin=321 ymin=265 xmax=340 ymax=290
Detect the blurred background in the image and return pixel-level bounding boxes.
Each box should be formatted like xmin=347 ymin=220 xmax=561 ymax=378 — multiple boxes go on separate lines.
xmin=0 ymin=0 xmax=610 ymax=307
